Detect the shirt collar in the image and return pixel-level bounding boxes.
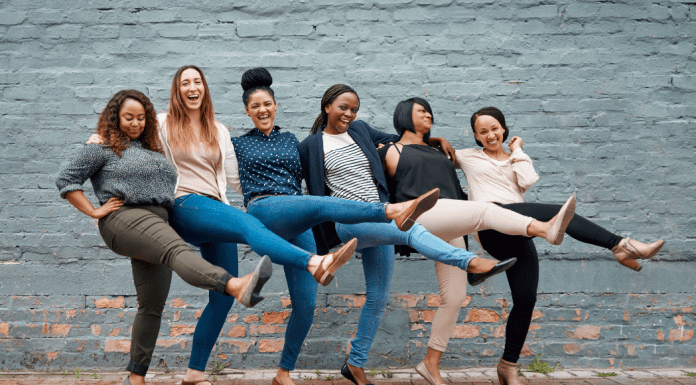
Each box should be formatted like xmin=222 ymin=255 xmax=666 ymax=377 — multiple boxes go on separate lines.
xmin=249 ymin=126 xmax=281 ymax=138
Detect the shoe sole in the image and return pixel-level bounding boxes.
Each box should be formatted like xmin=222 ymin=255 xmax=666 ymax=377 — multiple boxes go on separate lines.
xmin=469 ymin=258 xmax=517 ymax=286
xmin=320 ymin=238 xmax=358 ymax=286
xmin=548 ymin=196 xmax=576 ymax=245
xmin=240 ymin=255 xmax=272 ymax=307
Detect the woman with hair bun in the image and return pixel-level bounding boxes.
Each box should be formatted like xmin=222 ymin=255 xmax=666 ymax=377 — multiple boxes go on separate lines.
xmin=233 ymin=67 xmax=444 ymax=385
xmin=85 ymin=67 xmax=376 ymax=385
xmin=57 ymin=90 xmax=273 ymax=385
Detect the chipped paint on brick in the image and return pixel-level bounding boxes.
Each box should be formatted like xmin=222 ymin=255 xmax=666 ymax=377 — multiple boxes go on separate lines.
xmin=170 ymin=324 xmax=196 ymax=337
xmin=465 ymin=309 xmax=500 ymax=323
xmin=451 ymin=325 xmax=479 ymax=339
xmin=261 ymin=311 xmax=289 ymax=324
xmin=228 ymin=325 xmax=248 ymax=337
xmin=94 ymin=296 xmax=124 ymax=308
xmin=168 ymin=298 xmax=190 ymax=308
xmin=395 ymin=294 xmax=424 ymax=308
xmin=258 ymin=339 xmax=284 ymax=353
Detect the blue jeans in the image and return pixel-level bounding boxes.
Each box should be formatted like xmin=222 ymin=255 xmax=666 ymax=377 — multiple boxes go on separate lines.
xmin=187 ymin=242 xmax=238 ymax=372
xmin=335 ymin=221 xmax=475 ymax=368
xmin=246 ymin=194 xmax=390 ymax=370
xmin=169 ymin=194 xmax=316 ymax=371
xmin=170 ymin=194 xmax=313 ymax=270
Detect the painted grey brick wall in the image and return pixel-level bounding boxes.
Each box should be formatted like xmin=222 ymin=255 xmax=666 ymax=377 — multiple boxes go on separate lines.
xmin=1 ymin=0 xmax=694 ymax=372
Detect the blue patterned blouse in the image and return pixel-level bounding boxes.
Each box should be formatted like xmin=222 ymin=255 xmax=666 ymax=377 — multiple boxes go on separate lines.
xmin=231 ymin=127 xmax=303 ymax=206
xmin=56 ymin=141 xmax=178 ymax=207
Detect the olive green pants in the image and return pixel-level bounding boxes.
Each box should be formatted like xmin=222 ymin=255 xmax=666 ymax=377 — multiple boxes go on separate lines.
xmin=98 ymin=205 xmax=234 ymax=376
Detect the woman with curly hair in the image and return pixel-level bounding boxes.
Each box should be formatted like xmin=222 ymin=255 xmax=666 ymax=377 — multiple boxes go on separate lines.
xmin=56 ymin=89 xmax=273 ymax=385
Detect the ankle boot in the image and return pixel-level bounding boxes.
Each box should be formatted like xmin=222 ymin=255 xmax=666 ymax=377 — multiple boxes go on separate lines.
xmin=497 ymin=358 xmax=523 ymax=385
xmin=612 ymin=238 xmax=665 ymax=272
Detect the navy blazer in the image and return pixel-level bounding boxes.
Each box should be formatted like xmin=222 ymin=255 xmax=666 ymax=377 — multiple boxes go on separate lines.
xmin=297 ymin=120 xmax=399 ymax=254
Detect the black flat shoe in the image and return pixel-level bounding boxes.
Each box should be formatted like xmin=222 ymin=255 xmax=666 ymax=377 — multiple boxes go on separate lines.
xmin=341 ymin=363 xmax=374 ymax=385
xmin=467 ymin=257 xmax=517 ymax=286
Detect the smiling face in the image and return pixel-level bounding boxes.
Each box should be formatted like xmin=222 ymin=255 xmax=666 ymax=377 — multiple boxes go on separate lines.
xmin=323 ymin=92 xmax=359 ymax=135
xmin=179 ymin=68 xmax=206 ymax=111
xmin=119 ymin=98 xmax=146 ymax=140
xmin=411 ymin=103 xmax=433 ymax=135
xmin=473 ymin=114 xmax=506 ymax=152
xmin=245 ymin=90 xmax=277 ymax=134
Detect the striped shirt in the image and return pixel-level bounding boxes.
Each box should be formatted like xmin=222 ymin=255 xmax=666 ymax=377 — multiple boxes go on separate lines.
xmin=322 ymin=132 xmax=380 ymax=203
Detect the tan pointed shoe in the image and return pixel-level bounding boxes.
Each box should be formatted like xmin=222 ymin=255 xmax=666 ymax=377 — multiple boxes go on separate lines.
xmin=394 ymin=188 xmax=439 ymax=231
xmin=313 ymin=238 xmax=358 ymax=286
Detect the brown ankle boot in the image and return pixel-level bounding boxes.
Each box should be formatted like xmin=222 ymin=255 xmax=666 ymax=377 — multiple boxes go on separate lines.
xmin=612 ymin=238 xmax=665 ymax=272
xmin=497 ymin=358 xmax=523 ymax=385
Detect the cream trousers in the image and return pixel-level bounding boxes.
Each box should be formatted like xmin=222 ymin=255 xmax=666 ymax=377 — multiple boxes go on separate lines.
xmin=415 ymin=199 xmax=533 ymax=351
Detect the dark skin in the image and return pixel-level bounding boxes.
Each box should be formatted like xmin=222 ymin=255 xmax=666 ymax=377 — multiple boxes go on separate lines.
xmin=322 ymin=92 xmax=457 ymax=162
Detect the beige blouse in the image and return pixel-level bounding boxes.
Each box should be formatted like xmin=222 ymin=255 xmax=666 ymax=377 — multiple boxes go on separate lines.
xmin=455 ymin=147 xmax=539 ymax=204
xmin=170 ymin=144 xmax=222 ymax=200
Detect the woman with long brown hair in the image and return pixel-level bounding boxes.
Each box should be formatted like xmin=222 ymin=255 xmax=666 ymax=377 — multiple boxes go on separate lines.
xmin=87 ymin=69 xmax=363 ymax=385
xmin=57 ymin=89 xmax=273 ymax=385
xmin=147 ymin=65 xmax=371 ymax=385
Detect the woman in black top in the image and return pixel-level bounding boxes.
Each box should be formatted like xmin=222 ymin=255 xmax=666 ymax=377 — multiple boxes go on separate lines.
xmin=381 ymin=98 xmax=664 ymax=385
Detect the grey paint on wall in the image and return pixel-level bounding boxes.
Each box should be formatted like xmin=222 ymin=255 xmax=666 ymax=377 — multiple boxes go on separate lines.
xmin=0 ymin=0 xmax=694 ymax=371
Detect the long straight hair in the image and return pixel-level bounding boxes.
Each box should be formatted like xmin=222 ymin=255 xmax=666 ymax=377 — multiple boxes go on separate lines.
xmin=165 ymin=65 xmax=219 ymax=151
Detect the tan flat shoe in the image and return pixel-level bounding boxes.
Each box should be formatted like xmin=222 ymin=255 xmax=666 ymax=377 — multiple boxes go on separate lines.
xmin=313 ymin=238 xmax=358 ymax=286
xmin=394 ymin=188 xmax=440 ymax=231
xmin=545 ymin=196 xmax=575 ymax=245
xmin=415 ymin=361 xmax=445 ymax=385
xmin=612 ymin=238 xmax=664 ymax=272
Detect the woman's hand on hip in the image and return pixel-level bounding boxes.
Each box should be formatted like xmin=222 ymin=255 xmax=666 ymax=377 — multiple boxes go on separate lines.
xmin=91 ymin=197 xmax=124 ymax=219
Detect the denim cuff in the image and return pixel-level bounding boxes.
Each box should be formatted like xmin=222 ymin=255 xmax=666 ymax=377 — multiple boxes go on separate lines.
xmin=127 ymin=360 xmax=149 ymax=376
xmin=380 ymin=203 xmax=389 ymax=222
xmin=216 ymin=272 xmax=233 ymax=296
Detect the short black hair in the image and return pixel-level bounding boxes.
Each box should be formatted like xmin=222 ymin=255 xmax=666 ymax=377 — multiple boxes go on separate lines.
xmin=393 ymin=97 xmax=433 ymax=143
xmin=470 ymin=106 xmax=509 ymax=147
xmin=241 ymin=67 xmax=274 ymax=106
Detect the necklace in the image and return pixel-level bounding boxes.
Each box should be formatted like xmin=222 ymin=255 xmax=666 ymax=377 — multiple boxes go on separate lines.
xmin=484 ymin=149 xmax=509 ymax=161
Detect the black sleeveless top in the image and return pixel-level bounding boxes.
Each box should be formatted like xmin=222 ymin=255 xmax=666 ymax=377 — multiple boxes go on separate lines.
xmin=378 ymin=144 xmax=465 ymax=203
xmin=378 ymin=143 xmax=468 ymax=255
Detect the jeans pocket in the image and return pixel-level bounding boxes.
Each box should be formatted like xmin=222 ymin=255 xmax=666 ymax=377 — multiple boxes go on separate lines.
xmin=175 ymin=194 xmax=197 ymax=208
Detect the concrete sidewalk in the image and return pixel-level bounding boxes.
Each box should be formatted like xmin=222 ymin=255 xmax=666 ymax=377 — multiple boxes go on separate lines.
xmin=1 ymin=368 xmax=695 ymax=385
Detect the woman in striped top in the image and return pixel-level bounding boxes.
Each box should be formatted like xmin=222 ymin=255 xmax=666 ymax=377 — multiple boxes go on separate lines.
xmin=297 ymin=85 xmax=571 ymax=385
xmin=231 ymin=68 xmax=444 ymax=385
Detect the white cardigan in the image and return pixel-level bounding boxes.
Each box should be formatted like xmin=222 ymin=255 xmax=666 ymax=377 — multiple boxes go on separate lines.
xmin=157 ymin=113 xmax=242 ymax=205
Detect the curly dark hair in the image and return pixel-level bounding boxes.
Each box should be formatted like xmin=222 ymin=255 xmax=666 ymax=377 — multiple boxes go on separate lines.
xmin=470 ymin=106 xmax=509 ymax=147
xmin=310 ymin=84 xmax=359 ymax=135
xmin=96 ymin=89 xmax=162 ymax=157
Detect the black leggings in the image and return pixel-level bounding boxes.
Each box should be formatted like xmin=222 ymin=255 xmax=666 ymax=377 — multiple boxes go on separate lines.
xmin=477 ymin=203 xmax=623 ymax=363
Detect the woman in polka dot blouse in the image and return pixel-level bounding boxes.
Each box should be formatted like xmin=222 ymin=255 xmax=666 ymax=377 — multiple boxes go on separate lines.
xmin=232 ymin=68 xmax=444 ymax=385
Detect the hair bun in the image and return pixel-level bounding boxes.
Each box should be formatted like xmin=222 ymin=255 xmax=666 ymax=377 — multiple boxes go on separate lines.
xmin=241 ymin=68 xmax=273 ymax=91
